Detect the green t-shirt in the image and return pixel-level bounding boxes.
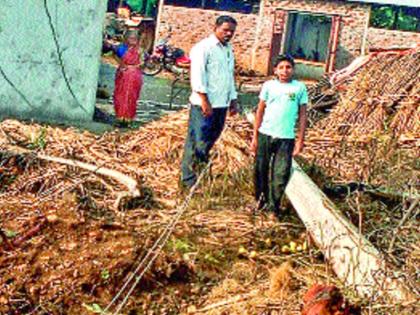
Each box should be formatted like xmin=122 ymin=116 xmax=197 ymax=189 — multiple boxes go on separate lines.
xmin=258 ymin=79 xmax=308 ymax=139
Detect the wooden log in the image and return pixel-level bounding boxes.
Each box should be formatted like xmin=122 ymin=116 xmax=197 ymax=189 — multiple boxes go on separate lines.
xmin=1 ymin=145 xmax=140 ymax=200
xmin=285 ymin=161 xmax=413 ymax=301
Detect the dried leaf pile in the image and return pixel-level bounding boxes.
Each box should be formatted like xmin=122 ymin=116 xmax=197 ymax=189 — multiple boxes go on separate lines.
xmin=303 ymin=49 xmax=419 ymax=190
xmin=1 ymin=112 xmax=325 ymax=314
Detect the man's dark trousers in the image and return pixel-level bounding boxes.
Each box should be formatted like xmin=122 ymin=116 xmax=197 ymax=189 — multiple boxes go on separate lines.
xmin=181 ymin=105 xmax=228 ymax=187
xmin=255 ymin=132 xmax=294 ymax=213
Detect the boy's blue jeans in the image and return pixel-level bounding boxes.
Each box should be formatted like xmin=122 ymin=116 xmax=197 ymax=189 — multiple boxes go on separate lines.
xmin=255 ymin=132 xmax=294 ymax=214
xmin=181 ymin=105 xmax=227 ymax=187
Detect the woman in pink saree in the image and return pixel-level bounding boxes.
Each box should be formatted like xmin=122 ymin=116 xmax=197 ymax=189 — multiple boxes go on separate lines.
xmin=113 ymin=31 xmax=143 ymax=123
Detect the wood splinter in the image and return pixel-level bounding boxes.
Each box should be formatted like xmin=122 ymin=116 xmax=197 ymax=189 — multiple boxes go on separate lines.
xmin=1 ymin=217 xmax=48 ymax=250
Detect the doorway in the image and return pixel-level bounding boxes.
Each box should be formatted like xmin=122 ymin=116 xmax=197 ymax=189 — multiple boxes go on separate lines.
xmin=284 ymin=12 xmax=332 ymax=63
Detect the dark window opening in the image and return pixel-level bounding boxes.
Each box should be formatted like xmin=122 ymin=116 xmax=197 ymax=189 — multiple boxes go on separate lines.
xmin=370 ymin=4 xmax=420 ymax=32
xmin=164 ymin=0 xmax=261 ymax=14
xmin=284 ymin=13 xmax=332 ymax=63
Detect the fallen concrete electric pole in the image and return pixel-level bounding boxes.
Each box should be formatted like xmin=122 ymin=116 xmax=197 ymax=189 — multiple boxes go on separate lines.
xmin=246 ymin=113 xmax=413 ymax=302
xmin=285 ymin=162 xmax=413 ymax=301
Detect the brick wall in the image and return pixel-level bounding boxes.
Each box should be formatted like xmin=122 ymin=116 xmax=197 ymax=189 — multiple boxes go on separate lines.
xmin=367 ymin=28 xmax=420 ymax=51
xmin=156 ymin=5 xmax=259 ymax=74
xmin=156 ymin=1 xmax=373 ymax=75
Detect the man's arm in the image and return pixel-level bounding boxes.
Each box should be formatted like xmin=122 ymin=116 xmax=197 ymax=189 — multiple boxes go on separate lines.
xmin=293 ymin=105 xmax=307 ymax=157
xmin=197 ymin=92 xmax=212 ymax=117
xmin=228 ymin=47 xmax=238 ymax=115
xmin=190 ymin=44 xmax=212 ymax=117
xmin=251 ymin=99 xmax=266 ymax=155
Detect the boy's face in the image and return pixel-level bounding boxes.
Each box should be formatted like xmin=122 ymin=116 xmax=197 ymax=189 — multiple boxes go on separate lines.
xmin=275 ymin=61 xmax=294 ymax=82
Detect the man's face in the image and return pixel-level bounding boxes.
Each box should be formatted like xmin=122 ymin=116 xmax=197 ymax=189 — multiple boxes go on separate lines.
xmin=276 ymin=61 xmax=294 ymax=82
xmin=215 ymin=22 xmax=236 ymax=45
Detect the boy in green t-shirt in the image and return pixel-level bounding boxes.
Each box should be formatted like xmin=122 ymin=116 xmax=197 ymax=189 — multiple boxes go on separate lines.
xmin=251 ymin=54 xmax=308 ymax=216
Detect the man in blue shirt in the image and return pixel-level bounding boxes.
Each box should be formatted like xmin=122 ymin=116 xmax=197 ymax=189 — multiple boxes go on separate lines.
xmin=251 ymin=54 xmax=308 ymax=216
xmin=180 ymin=16 xmax=238 ymax=189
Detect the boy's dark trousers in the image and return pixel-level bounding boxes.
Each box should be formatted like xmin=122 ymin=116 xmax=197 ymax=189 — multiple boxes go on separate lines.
xmin=181 ymin=105 xmax=228 ymax=187
xmin=254 ymin=132 xmax=294 ymax=214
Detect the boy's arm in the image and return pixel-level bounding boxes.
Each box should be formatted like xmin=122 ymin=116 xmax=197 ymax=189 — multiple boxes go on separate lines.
xmin=251 ymin=99 xmax=266 ymax=155
xmin=293 ymin=104 xmax=307 ymax=157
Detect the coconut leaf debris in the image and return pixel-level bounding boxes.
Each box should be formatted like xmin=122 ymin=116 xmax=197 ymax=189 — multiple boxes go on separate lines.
xmin=0 ymin=49 xmax=418 ymax=315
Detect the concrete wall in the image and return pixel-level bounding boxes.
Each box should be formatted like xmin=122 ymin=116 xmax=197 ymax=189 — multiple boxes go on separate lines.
xmin=0 ymin=0 xmax=107 ymax=122
xmin=367 ymin=27 xmax=420 ymax=51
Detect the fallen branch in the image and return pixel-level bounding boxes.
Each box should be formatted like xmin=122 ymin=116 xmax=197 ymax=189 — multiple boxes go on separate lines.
xmin=365 ymin=188 xmax=419 ymax=202
xmin=0 ymin=229 xmax=14 ymax=250
xmin=0 ymin=217 xmax=48 ymax=250
xmin=1 ymin=145 xmax=140 ymax=201
xmin=388 ymin=198 xmax=419 ymax=253
xmin=11 ymin=217 xmax=48 ymax=247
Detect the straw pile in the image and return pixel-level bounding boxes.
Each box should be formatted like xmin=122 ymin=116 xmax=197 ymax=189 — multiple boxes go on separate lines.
xmin=1 ymin=111 xmax=320 ymax=314
xmin=0 ymin=111 xmax=251 ymax=209
xmin=0 ymin=111 xmax=256 ymax=312
xmin=303 ymin=49 xmax=419 ymax=190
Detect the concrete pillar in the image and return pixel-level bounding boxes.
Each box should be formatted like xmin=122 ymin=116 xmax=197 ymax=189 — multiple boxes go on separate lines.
xmin=0 ymin=0 xmax=107 ymax=122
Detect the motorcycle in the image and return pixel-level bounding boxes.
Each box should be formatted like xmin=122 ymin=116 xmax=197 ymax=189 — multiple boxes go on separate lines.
xmin=142 ymin=38 xmax=191 ymax=77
